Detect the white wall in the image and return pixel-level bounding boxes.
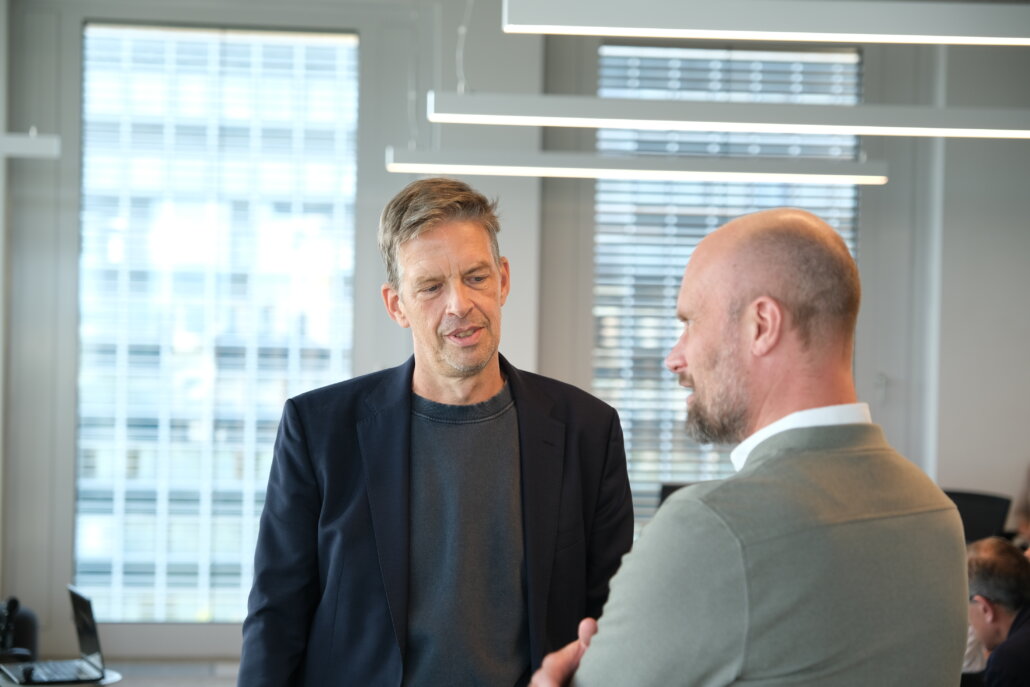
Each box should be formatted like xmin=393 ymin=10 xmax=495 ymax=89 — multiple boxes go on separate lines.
xmin=827 ymin=44 xmax=1030 ymax=516
xmin=935 ymin=47 xmax=1030 ymax=510
xmin=0 ymin=0 xmax=8 ymax=595
xmin=852 ymin=44 xmax=937 ymax=471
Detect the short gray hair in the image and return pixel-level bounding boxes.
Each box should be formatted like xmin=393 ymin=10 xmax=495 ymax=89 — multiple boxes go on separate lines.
xmin=378 ymin=177 xmax=500 ymax=289
xmin=967 ymin=536 xmax=1030 ymax=611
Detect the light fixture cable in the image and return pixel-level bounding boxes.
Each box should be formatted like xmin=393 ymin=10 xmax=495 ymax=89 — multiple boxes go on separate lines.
xmin=455 ymin=0 xmax=475 ymax=94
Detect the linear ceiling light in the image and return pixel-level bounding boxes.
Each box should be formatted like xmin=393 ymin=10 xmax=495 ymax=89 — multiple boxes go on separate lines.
xmin=429 ymin=92 xmax=1030 ymax=140
xmin=0 ymin=132 xmax=62 ymax=159
xmin=386 ymin=147 xmax=888 ymax=185
xmin=502 ymin=0 xmax=1030 ymax=46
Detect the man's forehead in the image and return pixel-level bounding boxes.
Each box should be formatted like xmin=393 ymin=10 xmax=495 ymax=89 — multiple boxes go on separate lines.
xmin=412 ymin=218 xmax=489 ymax=241
xmin=681 ymin=241 xmax=713 ymax=290
xmin=397 ymin=237 xmax=495 ymax=282
xmin=676 ymin=267 xmax=702 ymax=316
xmin=677 ymin=236 xmax=735 ymax=314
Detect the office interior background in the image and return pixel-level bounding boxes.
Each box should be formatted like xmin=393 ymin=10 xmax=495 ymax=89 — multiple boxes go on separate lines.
xmin=1 ymin=0 xmax=1029 ymax=665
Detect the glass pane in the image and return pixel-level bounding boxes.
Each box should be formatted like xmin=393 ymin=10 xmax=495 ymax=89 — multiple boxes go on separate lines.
xmin=593 ymin=46 xmax=861 ymax=527
xmin=76 ymin=24 xmax=359 ymax=622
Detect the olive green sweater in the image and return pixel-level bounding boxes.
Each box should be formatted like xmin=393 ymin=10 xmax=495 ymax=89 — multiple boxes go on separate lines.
xmin=576 ymin=424 xmax=967 ymax=687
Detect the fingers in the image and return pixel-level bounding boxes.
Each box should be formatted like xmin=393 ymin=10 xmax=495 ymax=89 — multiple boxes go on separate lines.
xmin=529 ymin=617 xmax=598 ymax=687
xmin=530 ymin=637 xmax=587 ymax=687
xmin=578 ymin=617 xmax=598 ymax=647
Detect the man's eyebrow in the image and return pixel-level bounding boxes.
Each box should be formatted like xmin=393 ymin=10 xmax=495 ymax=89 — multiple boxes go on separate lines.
xmin=408 ymin=262 xmax=492 ymax=287
xmin=463 ymin=261 xmax=492 ymax=275
xmin=410 ymin=273 xmax=441 ymax=288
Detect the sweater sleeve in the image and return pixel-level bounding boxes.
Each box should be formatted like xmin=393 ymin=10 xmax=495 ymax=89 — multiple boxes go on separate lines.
xmin=573 ymin=493 xmax=748 ymax=687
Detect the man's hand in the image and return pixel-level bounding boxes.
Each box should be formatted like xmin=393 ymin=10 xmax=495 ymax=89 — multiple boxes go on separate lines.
xmin=530 ymin=618 xmax=598 ymax=687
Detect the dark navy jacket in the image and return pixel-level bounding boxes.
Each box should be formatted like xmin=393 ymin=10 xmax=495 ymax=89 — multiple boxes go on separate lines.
xmin=238 ymin=355 xmax=633 ymax=686
xmin=984 ymin=605 xmax=1030 ymax=687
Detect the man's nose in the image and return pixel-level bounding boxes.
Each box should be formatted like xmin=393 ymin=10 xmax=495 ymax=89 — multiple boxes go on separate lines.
xmin=665 ymin=333 xmax=686 ymax=372
xmin=445 ymin=282 xmax=473 ymax=317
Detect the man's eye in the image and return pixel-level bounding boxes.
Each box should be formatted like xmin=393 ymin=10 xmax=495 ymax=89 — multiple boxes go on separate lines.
xmin=469 ymin=275 xmax=488 ymax=284
xmin=421 ymin=284 xmax=441 ymax=294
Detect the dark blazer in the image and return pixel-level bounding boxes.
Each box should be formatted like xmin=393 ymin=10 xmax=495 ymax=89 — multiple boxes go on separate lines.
xmin=238 ymin=355 xmax=634 ymax=686
xmin=984 ymin=605 xmax=1030 ymax=687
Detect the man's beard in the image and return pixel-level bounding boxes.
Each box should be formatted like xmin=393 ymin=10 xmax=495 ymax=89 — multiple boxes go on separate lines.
xmin=684 ymin=346 xmax=749 ymax=445
xmin=440 ymin=344 xmax=495 ymax=377
xmin=437 ymin=318 xmax=498 ymax=378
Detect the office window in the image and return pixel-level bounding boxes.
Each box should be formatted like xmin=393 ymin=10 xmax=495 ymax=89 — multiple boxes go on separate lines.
xmin=76 ymin=24 xmax=358 ymax=622
xmin=593 ymin=46 xmax=860 ymax=526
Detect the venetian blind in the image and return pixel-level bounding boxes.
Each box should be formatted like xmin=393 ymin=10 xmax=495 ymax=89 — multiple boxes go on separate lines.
xmin=592 ymin=45 xmax=861 ymax=527
xmin=77 ymin=24 xmax=358 ymax=622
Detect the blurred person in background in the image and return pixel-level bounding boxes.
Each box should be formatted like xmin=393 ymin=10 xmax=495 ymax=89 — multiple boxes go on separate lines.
xmin=967 ymin=537 xmax=1030 ymax=687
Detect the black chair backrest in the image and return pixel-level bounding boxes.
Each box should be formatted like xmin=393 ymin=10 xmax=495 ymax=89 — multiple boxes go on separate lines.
xmin=659 ymin=482 xmax=693 ymax=505
xmin=943 ymin=490 xmax=1012 ymax=543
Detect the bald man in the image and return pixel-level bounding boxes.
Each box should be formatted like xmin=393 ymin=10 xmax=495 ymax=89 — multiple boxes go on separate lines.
xmin=532 ymin=208 xmax=968 ymax=686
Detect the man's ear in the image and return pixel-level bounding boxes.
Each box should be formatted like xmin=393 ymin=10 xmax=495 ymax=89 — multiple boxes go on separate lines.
xmin=982 ymin=597 xmax=999 ymax=624
xmin=382 ymin=283 xmax=410 ymax=328
xmin=749 ymin=296 xmax=782 ymax=357
xmin=499 ymin=257 xmax=511 ymax=306
xmin=971 ymin=595 xmax=998 ymax=624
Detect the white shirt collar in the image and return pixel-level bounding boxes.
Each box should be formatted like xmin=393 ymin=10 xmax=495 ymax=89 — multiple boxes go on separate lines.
xmin=729 ymin=403 xmax=872 ymax=472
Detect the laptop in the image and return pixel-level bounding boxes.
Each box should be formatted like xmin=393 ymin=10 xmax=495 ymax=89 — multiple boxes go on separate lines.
xmin=0 ymin=586 xmax=105 ymax=685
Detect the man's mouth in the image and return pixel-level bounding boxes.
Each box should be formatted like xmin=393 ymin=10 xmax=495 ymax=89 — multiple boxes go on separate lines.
xmin=445 ymin=325 xmax=484 ymax=344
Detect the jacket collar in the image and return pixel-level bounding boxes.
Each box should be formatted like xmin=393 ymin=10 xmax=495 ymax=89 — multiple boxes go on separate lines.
xmin=356 ymin=357 xmax=415 ymax=657
xmin=501 ymin=356 xmax=566 ymax=667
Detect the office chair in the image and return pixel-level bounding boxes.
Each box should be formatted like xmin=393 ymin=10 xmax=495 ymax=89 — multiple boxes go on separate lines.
xmin=0 ymin=598 xmax=36 ymax=664
xmin=659 ymin=482 xmax=693 ymax=505
xmin=943 ymin=490 xmax=1012 ymax=543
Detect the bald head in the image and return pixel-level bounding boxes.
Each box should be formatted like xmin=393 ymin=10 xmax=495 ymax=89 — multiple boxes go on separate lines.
xmin=666 ymin=208 xmax=862 ymax=441
xmin=697 ymin=208 xmax=860 ymax=348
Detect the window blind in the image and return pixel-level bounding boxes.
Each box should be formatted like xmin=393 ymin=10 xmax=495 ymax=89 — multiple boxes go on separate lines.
xmin=77 ymin=25 xmax=358 ymax=622
xmin=592 ymin=45 xmax=860 ymax=527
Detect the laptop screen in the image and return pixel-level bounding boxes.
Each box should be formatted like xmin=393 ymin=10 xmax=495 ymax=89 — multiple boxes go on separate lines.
xmin=68 ymin=586 xmax=104 ymax=672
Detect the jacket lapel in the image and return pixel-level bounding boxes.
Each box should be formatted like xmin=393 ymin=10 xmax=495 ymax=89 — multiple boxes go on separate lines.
xmin=503 ymin=357 xmax=566 ymax=666
xmin=357 ymin=357 xmax=415 ymax=659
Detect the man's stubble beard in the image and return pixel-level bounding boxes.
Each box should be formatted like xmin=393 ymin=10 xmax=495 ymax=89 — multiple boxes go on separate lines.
xmin=437 ymin=318 xmax=499 ymax=379
xmin=440 ymin=345 xmax=495 ymax=378
xmin=684 ymin=344 xmax=750 ymax=445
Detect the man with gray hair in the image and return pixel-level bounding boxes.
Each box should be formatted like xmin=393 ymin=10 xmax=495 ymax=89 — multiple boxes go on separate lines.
xmin=967 ymin=537 xmax=1030 ymax=686
xmin=532 ymin=207 xmax=968 ymax=686
xmin=239 ymin=177 xmax=633 ymax=686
